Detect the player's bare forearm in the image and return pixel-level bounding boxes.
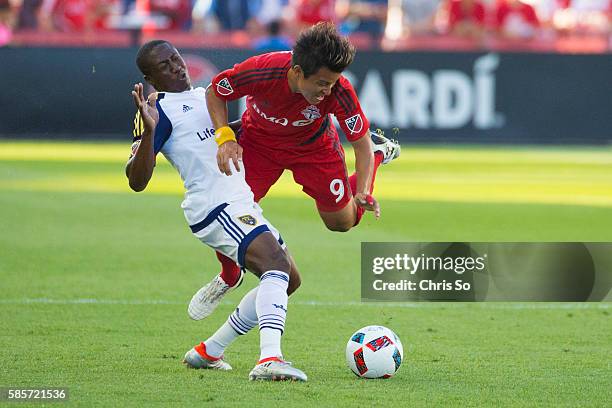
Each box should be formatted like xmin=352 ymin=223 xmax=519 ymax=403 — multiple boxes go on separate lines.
xmin=126 ymin=83 xmax=157 ymax=192
xmin=351 ymin=135 xmax=375 ymax=194
xmin=205 ymin=85 xmax=229 ymax=129
xmin=126 ymin=131 xmax=155 ymax=192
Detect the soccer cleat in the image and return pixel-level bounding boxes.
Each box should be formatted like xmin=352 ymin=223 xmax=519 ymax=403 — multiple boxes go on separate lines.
xmin=188 ymin=270 xmax=245 ymax=320
xmin=370 ymin=130 xmax=401 ymax=165
xmin=183 ymin=344 xmax=232 ymax=371
xmin=248 ymin=358 xmax=308 ymax=382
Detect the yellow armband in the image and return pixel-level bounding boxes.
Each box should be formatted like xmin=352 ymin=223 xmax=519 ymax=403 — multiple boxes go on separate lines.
xmin=214 ymin=126 xmax=237 ymax=146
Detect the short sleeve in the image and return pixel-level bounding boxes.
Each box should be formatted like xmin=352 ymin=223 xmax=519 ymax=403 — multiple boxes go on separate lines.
xmin=210 ymin=55 xmax=281 ymax=101
xmin=332 ymin=76 xmax=370 ymax=142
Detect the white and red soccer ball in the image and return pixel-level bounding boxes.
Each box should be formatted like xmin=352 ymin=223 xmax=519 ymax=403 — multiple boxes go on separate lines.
xmin=345 ymin=325 xmax=403 ymax=379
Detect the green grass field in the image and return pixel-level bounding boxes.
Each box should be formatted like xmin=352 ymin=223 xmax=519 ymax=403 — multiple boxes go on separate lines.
xmin=0 ymin=140 xmax=611 ymax=407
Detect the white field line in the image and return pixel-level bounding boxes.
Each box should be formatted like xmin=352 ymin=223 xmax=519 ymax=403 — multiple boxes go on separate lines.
xmin=0 ymin=298 xmax=609 ymax=309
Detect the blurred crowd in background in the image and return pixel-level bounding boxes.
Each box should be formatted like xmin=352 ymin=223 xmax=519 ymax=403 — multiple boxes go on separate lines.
xmin=1 ymin=0 xmax=611 ymax=50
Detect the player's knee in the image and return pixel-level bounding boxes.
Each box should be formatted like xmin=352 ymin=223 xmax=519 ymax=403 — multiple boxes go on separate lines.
xmin=248 ymin=245 xmax=291 ymax=276
xmin=245 ymin=233 xmax=291 ymax=276
xmin=287 ymin=270 xmax=301 ymax=295
xmin=266 ymin=246 xmax=291 ymax=273
xmin=324 ymin=220 xmax=353 ymax=232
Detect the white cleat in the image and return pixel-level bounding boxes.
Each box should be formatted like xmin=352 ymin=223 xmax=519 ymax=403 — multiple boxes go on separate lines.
xmin=183 ymin=346 xmax=232 ymax=371
xmin=249 ymin=359 xmax=307 ymax=382
xmin=370 ymin=130 xmax=401 ymax=165
xmin=188 ymin=270 xmax=245 ymax=320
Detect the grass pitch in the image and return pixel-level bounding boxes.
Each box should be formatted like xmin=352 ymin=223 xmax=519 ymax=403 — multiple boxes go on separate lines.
xmin=0 ymin=140 xmax=611 ymax=407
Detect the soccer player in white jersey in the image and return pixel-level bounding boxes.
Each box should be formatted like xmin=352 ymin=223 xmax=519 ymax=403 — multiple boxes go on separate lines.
xmin=126 ymin=40 xmax=306 ymax=381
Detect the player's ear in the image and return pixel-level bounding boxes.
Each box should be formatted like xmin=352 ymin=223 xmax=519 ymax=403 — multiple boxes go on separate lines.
xmin=292 ymin=65 xmax=304 ymax=79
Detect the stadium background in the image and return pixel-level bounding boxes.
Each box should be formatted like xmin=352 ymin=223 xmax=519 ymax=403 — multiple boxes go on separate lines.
xmin=1 ymin=0 xmax=611 ymax=406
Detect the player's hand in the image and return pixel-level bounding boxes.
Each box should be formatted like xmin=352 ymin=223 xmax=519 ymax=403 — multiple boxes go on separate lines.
xmin=217 ymin=141 xmax=243 ymax=176
xmin=131 ymin=83 xmax=158 ymax=134
xmin=354 ymin=193 xmax=380 ymax=219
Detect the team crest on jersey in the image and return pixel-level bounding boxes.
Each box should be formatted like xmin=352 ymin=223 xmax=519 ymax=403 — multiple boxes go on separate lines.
xmin=301 ymin=105 xmax=321 ymax=120
xmin=216 ymin=78 xmax=234 ymax=96
xmin=345 ymin=114 xmax=363 ymax=134
xmin=238 ymin=215 xmax=257 ymax=226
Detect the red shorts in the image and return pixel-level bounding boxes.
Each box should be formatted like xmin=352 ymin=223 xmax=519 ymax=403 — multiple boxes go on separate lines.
xmin=240 ymin=131 xmax=352 ymax=212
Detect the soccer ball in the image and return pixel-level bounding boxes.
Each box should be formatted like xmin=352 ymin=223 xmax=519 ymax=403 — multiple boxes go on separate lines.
xmin=345 ymin=325 xmax=403 ymax=379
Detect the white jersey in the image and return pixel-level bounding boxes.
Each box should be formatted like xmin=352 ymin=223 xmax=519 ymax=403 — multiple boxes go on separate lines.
xmin=131 ymin=87 xmax=254 ymax=226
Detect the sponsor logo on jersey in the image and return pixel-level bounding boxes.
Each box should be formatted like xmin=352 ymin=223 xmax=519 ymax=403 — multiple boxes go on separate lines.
xmin=216 ymin=78 xmax=234 ymax=96
xmin=238 ymin=215 xmax=257 ymax=226
xmin=182 ymin=105 xmax=193 ymax=113
xmin=251 ymin=102 xmax=316 ymax=127
xmin=196 ymin=128 xmax=215 ymax=141
xmin=301 ymin=105 xmax=321 ymax=120
xmin=345 ymin=114 xmax=364 ymax=134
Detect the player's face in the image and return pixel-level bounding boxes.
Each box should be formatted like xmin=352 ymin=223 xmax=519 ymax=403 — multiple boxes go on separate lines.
xmin=296 ymin=66 xmax=342 ymax=105
xmin=145 ymin=44 xmax=191 ymax=92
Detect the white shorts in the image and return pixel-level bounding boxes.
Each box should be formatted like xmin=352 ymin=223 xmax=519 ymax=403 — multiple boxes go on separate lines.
xmin=189 ymin=201 xmax=284 ymax=267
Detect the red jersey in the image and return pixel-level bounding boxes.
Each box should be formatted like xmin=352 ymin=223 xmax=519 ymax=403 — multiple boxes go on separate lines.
xmin=494 ymin=1 xmax=540 ymax=30
xmin=295 ymin=0 xmax=336 ymax=25
xmin=448 ymin=0 xmax=486 ymax=29
xmin=211 ymin=51 xmax=369 ymax=151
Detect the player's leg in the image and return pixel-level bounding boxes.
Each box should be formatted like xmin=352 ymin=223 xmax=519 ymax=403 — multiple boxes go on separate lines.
xmin=187 ymin=248 xmax=300 ymax=321
xmin=187 ymin=140 xmax=285 ymax=320
xmin=291 ymin=138 xmax=357 ymax=232
xmin=185 ymin=202 xmax=306 ymax=380
xmin=241 ymin=233 xmax=307 ymax=381
xmin=184 ymin=251 xmax=301 ymax=370
xmin=296 ymin=131 xmax=399 ymax=232
xmin=346 ymin=130 xmax=400 ymax=225
xmin=184 ymin=250 xmax=301 ymax=370
xmin=187 ymin=236 xmax=306 ymax=380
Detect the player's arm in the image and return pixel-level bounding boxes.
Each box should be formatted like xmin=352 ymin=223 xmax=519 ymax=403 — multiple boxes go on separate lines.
xmin=334 ymin=77 xmax=380 ymax=217
xmin=125 ymin=83 xmax=158 ymax=192
xmin=205 ymin=85 xmax=242 ymax=176
xmin=350 ymin=135 xmax=380 ymax=218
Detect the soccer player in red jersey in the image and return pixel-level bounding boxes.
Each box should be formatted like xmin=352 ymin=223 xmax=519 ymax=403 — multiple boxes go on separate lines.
xmin=187 ymin=22 xmax=400 ymax=320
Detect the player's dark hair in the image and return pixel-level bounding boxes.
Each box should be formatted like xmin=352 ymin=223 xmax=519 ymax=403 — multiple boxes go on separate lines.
xmin=136 ymin=40 xmax=171 ymax=75
xmin=292 ymin=22 xmax=355 ymax=78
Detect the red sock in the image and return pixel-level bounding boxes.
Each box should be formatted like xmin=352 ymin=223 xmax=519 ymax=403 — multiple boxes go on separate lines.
xmin=349 ymin=152 xmax=384 ymax=226
xmin=216 ymin=251 xmax=241 ymax=286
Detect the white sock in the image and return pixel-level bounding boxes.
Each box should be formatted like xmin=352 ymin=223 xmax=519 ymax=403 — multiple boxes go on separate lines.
xmin=256 ymin=270 xmax=289 ymax=361
xmin=204 ymin=287 xmax=258 ymax=358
